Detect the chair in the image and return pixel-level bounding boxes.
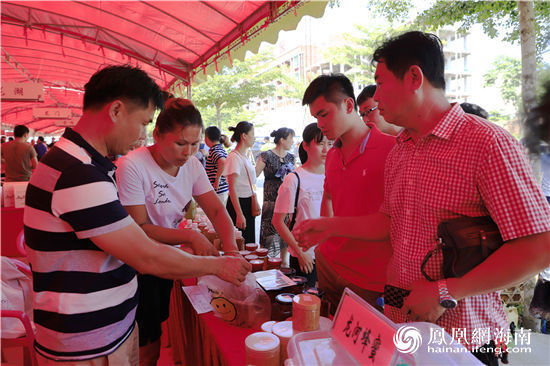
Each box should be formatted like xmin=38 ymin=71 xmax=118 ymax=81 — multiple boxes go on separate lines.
xmin=1 ymin=310 xmax=38 ymax=366
xmin=1 ymin=258 xmax=36 ymax=366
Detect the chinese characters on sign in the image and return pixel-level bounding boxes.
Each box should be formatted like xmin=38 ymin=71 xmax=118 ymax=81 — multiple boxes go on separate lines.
xmin=1 ymin=82 xmax=44 ymax=101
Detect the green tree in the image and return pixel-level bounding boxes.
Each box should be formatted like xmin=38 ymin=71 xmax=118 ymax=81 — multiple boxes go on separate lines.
xmin=367 ymin=1 xmax=550 ymax=115
xmin=190 ymin=50 xmax=302 ymax=130
xmin=324 ymin=24 xmax=408 ymax=85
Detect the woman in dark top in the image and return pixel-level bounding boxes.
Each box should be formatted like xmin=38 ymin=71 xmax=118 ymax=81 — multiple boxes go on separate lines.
xmin=255 ymin=127 xmax=295 ymax=265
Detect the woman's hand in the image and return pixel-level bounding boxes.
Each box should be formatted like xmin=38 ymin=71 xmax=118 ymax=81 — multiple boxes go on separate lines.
xmin=297 ymin=251 xmax=314 ymax=274
xmin=236 ymin=212 xmax=247 ymax=230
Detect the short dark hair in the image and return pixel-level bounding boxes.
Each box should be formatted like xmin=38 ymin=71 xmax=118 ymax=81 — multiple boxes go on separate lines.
xmin=13 ymin=125 xmax=29 ymax=138
xmin=460 ymin=102 xmax=489 ymax=119
xmin=205 ymin=126 xmax=221 ymax=142
xmin=270 ymin=127 xmax=295 ymax=144
xmin=156 ymin=98 xmax=203 ymax=134
xmin=373 ymin=31 xmax=446 ymax=90
xmin=357 ymin=85 xmax=377 ymax=105
xmin=38 ymin=136 xmax=45 ymax=142
xmin=298 ymin=123 xmax=324 ymax=164
xmin=228 ymin=121 xmax=254 ymax=143
xmin=83 ymin=65 xmax=164 ymax=111
xmin=302 ymin=74 xmax=357 ymax=111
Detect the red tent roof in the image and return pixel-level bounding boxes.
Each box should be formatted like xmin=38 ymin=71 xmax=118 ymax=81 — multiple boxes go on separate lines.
xmin=1 ymin=0 xmax=327 ymax=134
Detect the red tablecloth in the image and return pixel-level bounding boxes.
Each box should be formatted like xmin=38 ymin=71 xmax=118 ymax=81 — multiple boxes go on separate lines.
xmin=1 ymin=207 xmax=24 ymax=257
xmin=168 ymin=278 xmax=256 ymax=366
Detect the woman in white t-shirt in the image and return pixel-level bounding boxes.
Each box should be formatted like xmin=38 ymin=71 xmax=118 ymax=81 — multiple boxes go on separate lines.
xmin=116 ymin=98 xmax=244 ymax=366
xmin=223 ymin=121 xmax=257 ymax=243
xmin=272 ymin=123 xmax=332 ymax=287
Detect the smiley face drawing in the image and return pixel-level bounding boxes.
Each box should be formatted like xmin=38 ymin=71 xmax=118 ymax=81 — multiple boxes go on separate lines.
xmin=210 ymin=297 xmax=237 ymax=322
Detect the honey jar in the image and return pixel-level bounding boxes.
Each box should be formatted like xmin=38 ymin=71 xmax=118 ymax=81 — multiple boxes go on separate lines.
xmin=245 ymin=332 xmax=280 ymax=366
xmin=245 ymin=242 xmax=259 ymax=252
xmin=292 ymin=294 xmax=320 ymax=332
xmin=271 ymin=321 xmax=294 ymax=362
xmin=250 ymin=259 xmax=264 ymax=272
xmin=267 ymin=257 xmax=282 ymax=270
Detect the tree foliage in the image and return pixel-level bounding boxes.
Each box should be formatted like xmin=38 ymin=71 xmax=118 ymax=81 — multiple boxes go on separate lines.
xmin=367 ymin=1 xmax=549 ymax=56
xmin=191 ymin=50 xmax=302 ymax=130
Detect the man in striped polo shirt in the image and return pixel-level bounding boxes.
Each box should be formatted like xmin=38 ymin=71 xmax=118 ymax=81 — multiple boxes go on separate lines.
xmin=24 ymin=65 xmax=251 ymax=364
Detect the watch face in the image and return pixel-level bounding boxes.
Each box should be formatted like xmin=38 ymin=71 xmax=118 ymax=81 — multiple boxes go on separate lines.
xmin=440 ymin=299 xmax=458 ymax=309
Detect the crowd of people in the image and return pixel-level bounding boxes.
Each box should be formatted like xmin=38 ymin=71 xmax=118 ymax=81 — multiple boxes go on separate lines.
xmin=7 ymin=30 xmax=548 ymax=366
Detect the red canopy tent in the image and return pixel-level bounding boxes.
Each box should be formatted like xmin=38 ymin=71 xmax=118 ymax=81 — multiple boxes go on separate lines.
xmin=1 ymin=1 xmax=328 ymax=135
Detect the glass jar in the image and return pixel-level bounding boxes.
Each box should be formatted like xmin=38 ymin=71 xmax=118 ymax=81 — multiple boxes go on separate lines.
xmin=273 ymin=293 xmax=294 ymax=321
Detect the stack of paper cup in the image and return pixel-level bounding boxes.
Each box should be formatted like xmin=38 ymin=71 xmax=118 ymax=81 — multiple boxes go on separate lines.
xmin=271 ymin=321 xmax=294 ymax=363
xmin=245 ymin=332 xmax=280 ymax=366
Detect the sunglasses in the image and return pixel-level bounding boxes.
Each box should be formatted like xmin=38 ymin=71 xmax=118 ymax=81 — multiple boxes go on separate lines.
xmin=360 ymin=106 xmax=378 ymax=118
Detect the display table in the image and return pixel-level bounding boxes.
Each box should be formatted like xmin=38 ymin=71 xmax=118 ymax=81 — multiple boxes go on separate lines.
xmin=1 ymin=207 xmax=24 ymax=257
xmin=167 ymin=278 xmax=256 ymax=366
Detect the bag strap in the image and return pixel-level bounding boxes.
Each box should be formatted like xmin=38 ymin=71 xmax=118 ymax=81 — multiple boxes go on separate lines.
xmin=236 ymin=151 xmax=255 ymax=194
xmin=288 ymin=171 xmax=300 ymax=231
xmin=420 ymin=238 xmax=444 ymax=282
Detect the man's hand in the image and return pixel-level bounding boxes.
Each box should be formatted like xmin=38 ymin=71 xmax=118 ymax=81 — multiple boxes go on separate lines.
xmin=293 ymin=218 xmax=332 ymax=251
xmin=297 ymin=251 xmax=314 ymax=274
xmin=190 ymin=232 xmax=219 ymax=256
xmin=236 ymin=213 xmax=246 ymax=230
xmin=216 ymin=256 xmax=252 ymax=286
xmin=402 ymin=279 xmax=446 ymax=323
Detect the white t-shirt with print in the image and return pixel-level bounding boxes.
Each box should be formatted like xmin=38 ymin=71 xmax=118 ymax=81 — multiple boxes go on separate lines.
xmin=274 ymin=166 xmax=324 ymax=258
xmin=116 ymin=147 xmax=212 ymax=229
xmin=223 ymin=151 xmax=256 ymax=198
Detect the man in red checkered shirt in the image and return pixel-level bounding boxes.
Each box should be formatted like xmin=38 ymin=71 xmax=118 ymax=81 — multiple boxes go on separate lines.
xmin=295 ymin=31 xmax=550 ymax=365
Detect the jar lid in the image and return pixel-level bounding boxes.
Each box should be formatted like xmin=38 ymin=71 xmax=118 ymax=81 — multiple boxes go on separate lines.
xmin=280 ymin=267 xmax=296 ymax=277
xmin=239 ymin=250 xmax=251 ymax=256
xmin=268 ymin=257 xmax=282 ymax=263
xmin=245 ymin=243 xmax=258 ymax=249
xmin=255 ymin=248 xmax=269 ymax=256
xmin=244 ymin=254 xmax=258 ymax=261
xmin=293 ymin=294 xmax=321 ymax=310
xmin=271 ymin=321 xmax=294 ymax=339
xmin=304 ymin=287 xmax=324 ymax=297
xmin=261 ymin=320 xmax=277 ymax=333
xmin=245 ymin=332 xmax=280 ymax=352
xmin=249 ymin=259 xmax=264 ymax=265
xmin=275 ymin=293 xmax=295 ymax=304
xmin=292 ymin=276 xmax=307 ymax=285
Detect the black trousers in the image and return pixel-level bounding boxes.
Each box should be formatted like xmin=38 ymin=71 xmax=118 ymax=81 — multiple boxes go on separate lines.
xmin=226 ymin=196 xmax=256 ymax=243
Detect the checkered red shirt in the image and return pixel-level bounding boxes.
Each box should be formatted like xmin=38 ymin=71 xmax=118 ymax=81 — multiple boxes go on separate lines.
xmin=381 ymin=103 xmax=550 ymax=349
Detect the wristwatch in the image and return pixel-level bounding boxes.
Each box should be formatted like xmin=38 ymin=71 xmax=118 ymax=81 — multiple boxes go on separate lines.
xmin=437 ymin=279 xmax=458 ymax=309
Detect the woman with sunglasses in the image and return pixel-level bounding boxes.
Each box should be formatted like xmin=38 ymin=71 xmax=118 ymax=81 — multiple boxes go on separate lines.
xmin=116 ymin=98 xmax=243 ymax=365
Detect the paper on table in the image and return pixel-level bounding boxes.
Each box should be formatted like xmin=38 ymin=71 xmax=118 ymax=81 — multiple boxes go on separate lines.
xmin=254 ymin=269 xmax=296 ymax=291
xmin=182 ymin=284 xmax=213 ymax=314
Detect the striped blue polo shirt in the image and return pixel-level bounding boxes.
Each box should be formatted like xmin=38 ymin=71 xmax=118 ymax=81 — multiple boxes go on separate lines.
xmin=24 ymin=128 xmax=137 ymax=361
xmin=205 ymin=143 xmax=229 ymax=194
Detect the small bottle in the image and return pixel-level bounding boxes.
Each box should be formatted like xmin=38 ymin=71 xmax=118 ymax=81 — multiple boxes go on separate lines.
xmin=255 ymin=247 xmax=269 ymax=270
xmin=235 ymin=229 xmax=245 ymax=250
